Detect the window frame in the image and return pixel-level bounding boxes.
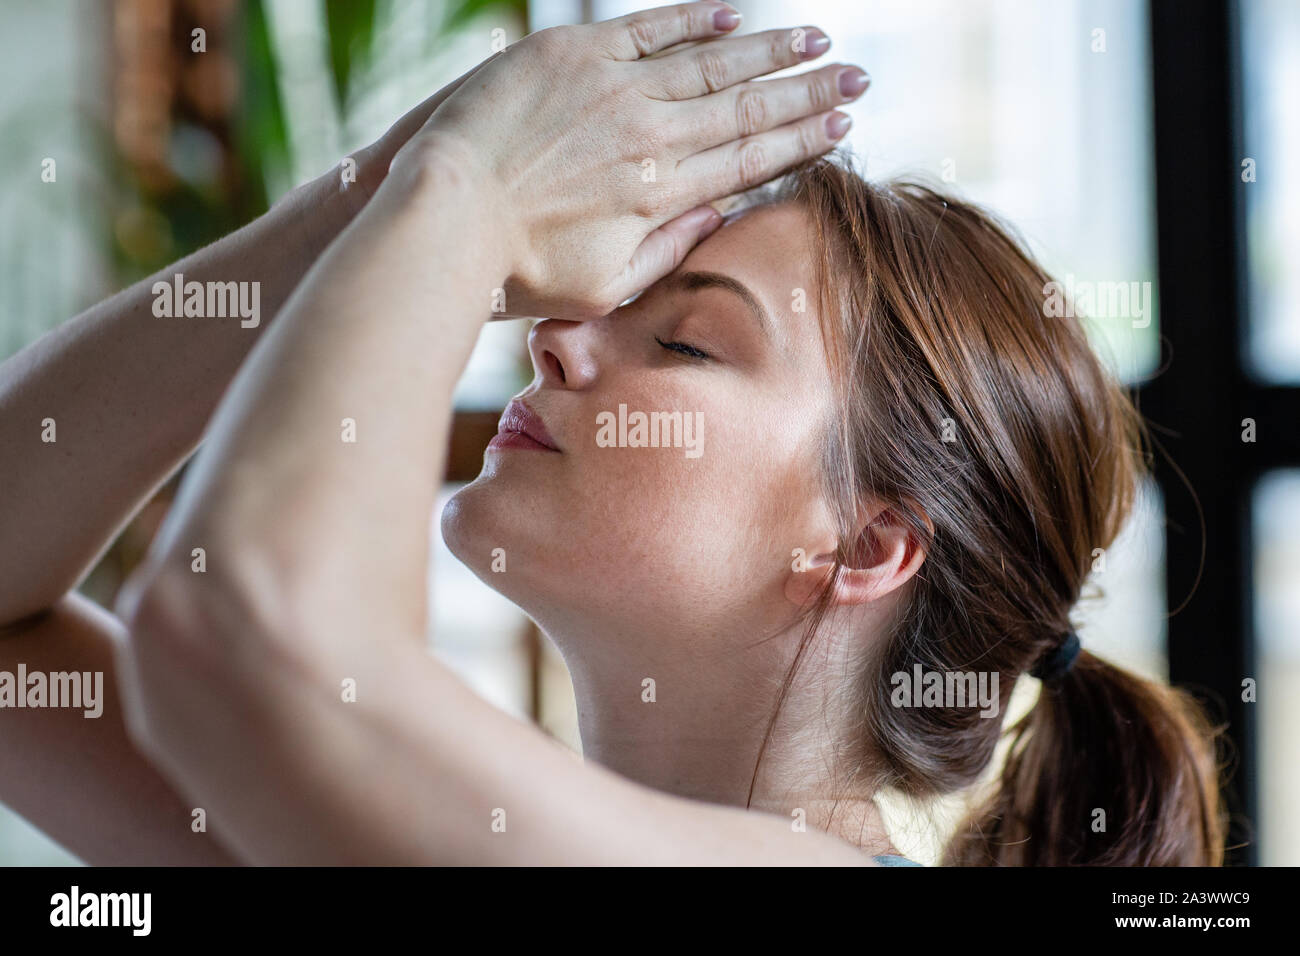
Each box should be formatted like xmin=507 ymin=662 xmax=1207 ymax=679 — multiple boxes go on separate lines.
xmin=1144 ymin=0 xmax=1284 ymax=867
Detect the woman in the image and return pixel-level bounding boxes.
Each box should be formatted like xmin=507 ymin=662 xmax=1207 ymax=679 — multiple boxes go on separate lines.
xmin=0 ymin=3 xmax=1224 ymax=865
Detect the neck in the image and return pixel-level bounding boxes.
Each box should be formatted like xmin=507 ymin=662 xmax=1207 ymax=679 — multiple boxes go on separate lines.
xmin=542 ymin=610 xmax=897 ymax=858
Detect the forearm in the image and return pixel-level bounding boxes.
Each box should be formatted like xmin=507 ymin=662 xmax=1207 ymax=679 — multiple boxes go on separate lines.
xmin=0 ymin=594 xmax=241 ymax=864
xmin=0 ymin=166 xmax=372 ymax=626
xmin=133 ymin=137 xmax=507 ymax=647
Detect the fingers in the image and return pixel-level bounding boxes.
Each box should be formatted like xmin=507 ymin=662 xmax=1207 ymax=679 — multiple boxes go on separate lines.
xmin=674 ymin=62 xmax=869 ymax=153
xmin=676 ymin=110 xmax=852 ymax=203
xmin=618 ymin=205 xmax=724 ymax=297
xmin=643 ymin=26 xmax=832 ymax=99
xmin=598 ymin=2 xmax=743 ymax=61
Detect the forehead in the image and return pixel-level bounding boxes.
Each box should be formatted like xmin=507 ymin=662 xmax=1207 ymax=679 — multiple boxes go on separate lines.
xmin=681 ymin=203 xmax=817 ymax=293
xmin=677 ymin=202 xmax=824 ymax=352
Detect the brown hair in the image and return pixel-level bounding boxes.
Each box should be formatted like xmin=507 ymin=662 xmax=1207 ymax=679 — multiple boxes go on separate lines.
xmin=744 ymin=153 xmax=1227 ymax=866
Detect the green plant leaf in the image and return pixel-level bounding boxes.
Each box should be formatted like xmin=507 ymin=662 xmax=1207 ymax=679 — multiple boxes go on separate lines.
xmin=324 ymin=0 xmax=378 ymax=107
xmin=235 ymin=0 xmax=290 ymax=212
xmin=442 ymin=0 xmax=528 ymax=35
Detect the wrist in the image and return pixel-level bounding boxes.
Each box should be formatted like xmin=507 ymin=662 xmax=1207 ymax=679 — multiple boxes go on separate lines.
xmin=281 ymin=167 xmax=373 ymax=261
xmin=385 ymin=131 xmax=520 ymax=278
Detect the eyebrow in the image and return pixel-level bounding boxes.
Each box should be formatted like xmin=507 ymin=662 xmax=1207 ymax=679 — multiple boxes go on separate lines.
xmin=661 ymin=270 xmax=774 ymax=342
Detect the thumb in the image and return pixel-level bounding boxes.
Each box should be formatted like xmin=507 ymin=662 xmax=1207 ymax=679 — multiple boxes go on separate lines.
xmin=618 ymin=205 xmax=723 ymax=297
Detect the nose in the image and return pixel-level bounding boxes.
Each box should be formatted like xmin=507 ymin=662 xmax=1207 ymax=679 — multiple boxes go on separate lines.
xmin=527 ymin=318 xmax=600 ymax=389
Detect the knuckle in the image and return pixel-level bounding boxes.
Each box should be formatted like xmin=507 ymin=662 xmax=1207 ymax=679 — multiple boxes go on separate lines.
xmin=807 ymin=72 xmax=836 ymax=113
xmin=677 ymin=6 xmax=696 ymax=45
xmin=795 ymin=119 xmax=818 ymax=156
xmin=631 ymin=184 xmax=669 ymax=220
xmin=736 ymin=139 xmax=769 ymax=187
xmin=696 ymin=49 xmax=729 ymax=94
xmin=770 ymin=30 xmax=792 ymax=65
xmin=735 ymin=89 xmax=768 ymax=137
xmin=627 ymin=16 xmax=660 ymax=57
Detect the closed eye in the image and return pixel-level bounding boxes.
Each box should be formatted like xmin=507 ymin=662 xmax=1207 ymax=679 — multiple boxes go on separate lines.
xmin=655 ymin=336 xmax=711 ymax=360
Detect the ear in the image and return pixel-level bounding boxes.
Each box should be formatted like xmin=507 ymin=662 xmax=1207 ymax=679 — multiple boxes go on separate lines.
xmin=784 ymin=500 xmax=933 ymax=609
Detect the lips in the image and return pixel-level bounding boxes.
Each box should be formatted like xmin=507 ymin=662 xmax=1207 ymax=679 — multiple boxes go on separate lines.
xmin=495 ymin=398 xmax=561 ymax=452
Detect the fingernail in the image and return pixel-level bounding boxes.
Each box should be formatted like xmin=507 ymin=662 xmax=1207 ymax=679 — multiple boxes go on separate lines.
xmin=825 ymin=111 xmax=852 ymax=140
xmin=801 ymin=28 xmax=831 ymax=59
xmin=713 ymin=7 xmax=741 ymax=31
xmin=838 ymin=67 xmax=870 ymax=98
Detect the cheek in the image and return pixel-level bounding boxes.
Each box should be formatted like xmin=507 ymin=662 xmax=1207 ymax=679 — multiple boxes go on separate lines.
xmin=566 ymin=386 xmax=821 ymax=599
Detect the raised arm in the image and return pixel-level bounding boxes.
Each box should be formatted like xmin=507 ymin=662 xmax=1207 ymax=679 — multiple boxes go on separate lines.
xmin=117 ymin=4 xmax=874 ymax=864
xmin=0 ymin=62 xmax=481 ymax=628
xmin=0 ymin=61 xmax=481 ymax=865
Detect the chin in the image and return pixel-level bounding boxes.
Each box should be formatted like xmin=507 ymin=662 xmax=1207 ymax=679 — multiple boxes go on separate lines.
xmin=440 ymin=477 xmax=549 ymax=609
xmin=440 ymin=481 xmax=494 ymax=579
xmin=440 ymin=476 xmax=614 ymax=634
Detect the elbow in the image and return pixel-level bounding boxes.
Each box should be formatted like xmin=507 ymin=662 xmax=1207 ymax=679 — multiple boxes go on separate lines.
xmin=117 ymin=541 xmax=295 ymax=661
xmin=115 ymin=536 xmax=327 ymax=695
xmin=113 ymin=546 xmax=302 ymax=775
xmin=115 ymin=560 xmax=211 ymax=658
xmin=112 ymin=563 xmax=219 ymax=775
xmin=110 ymin=558 xmax=271 ymax=803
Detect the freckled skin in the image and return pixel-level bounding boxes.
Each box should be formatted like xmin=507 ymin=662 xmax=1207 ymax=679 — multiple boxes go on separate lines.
xmin=443 ymin=203 xmax=841 ymax=661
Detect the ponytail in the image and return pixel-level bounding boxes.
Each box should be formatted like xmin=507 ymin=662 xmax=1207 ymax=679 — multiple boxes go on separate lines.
xmin=944 ymin=651 xmax=1228 ymax=866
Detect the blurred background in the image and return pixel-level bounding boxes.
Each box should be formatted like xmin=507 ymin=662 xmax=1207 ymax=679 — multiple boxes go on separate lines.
xmin=0 ymin=0 xmax=1294 ymax=866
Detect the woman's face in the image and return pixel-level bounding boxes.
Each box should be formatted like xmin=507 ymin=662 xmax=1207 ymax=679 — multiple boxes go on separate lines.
xmin=442 ymin=202 xmax=842 ymax=645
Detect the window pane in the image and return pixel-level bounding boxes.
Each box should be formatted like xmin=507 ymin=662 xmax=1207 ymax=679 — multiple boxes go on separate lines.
xmin=1253 ymin=470 xmax=1300 ymax=866
xmin=1074 ymin=478 xmax=1168 ymax=682
xmin=0 ymin=0 xmax=108 ymax=360
xmin=1241 ymin=0 xmax=1300 ymax=383
xmin=592 ymin=0 xmax=1160 ymax=383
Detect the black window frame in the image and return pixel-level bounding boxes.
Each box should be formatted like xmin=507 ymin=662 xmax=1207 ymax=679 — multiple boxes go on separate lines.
xmin=1146 ymin=0 xmax=1294 ymax=867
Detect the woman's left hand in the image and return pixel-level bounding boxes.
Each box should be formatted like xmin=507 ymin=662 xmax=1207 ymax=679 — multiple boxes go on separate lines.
xmin=396 ymin=2 xmax=866 ymax=319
